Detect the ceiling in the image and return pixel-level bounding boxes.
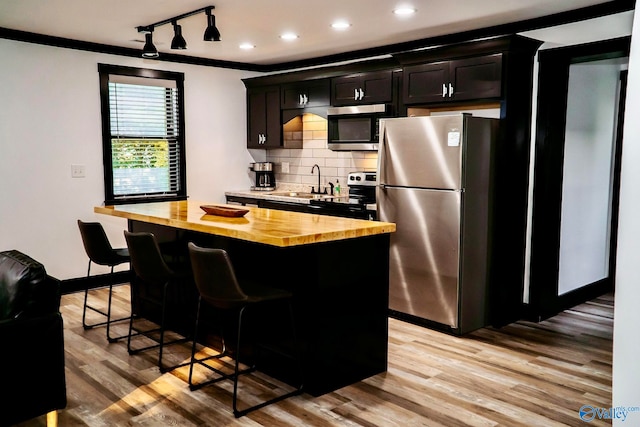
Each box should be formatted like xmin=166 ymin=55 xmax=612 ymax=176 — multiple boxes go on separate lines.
xmin=0 ymin=0 xmax=634 ymax=69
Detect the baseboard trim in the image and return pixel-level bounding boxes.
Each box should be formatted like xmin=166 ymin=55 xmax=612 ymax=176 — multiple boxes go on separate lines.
xmin=60 ymin=271 xmax=131 ymax=295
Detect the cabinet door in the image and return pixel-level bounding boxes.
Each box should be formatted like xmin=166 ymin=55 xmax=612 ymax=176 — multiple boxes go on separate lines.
xmin=263 ymin=88 xmax=282 ymax=148
xmin=360 ymin=70 xmax=393 ymax=104
xmin=402 ymin=62 xmax=450 ymax=104
xmin=247 ymin=86 xmax=281 ymax=148
xmin=449 ymin=54 xmax=502 ymax=101
xmin=331 ymin=75 xmax=362 ymax=105
xmin=247 ymin=89 xmax=267 ymax=148
xmin=281 ymin=79 xmax=330 ymax=109
xmin=332 ymin=71 xmax=393 ymax=106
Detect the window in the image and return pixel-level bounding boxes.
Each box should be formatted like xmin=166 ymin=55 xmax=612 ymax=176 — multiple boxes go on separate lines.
xmin=98 ymin=64 xmax=186 ymax=204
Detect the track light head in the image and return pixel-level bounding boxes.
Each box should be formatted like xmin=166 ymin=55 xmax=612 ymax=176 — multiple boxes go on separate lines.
xmin=142 ymin=31 xmax=159 ymax=58
xmin=203 ymin=8 xmax=221 ymax=42
xmin=171 ymin=21 xmax=187 ymax=50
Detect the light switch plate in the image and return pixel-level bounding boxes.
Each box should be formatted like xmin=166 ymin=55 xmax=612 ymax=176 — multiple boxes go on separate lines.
xmin=71 ymin=164 xmax=86 ymax=178
xmin=281 ymin=162 xmax=290 ymax=173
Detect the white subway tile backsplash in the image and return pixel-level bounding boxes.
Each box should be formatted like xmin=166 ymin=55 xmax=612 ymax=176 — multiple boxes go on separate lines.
xmin=301 ymin=175 xmax=317 ymax=185
xmin=303 ymin=139 xmax=326 ymax=149
xmin=349 ymin=151 xmax=366 ymax=159
xmin=298 ymin=148 xmax=316 ymax=157
xmin=311 ymin=148 xmax=337 ymax=158
xmin=300 ymin=157 xmax=324 ymax=167
xmin=354 ymin=158 xmax=378 ymax=171
xmin=266 ymin=113 xmax=379 ymax=189
xmin=325 ymin=157 xmax=353 ymax=168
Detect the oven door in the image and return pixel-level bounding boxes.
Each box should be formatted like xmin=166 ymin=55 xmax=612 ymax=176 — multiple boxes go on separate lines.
xmin=309 ymin=200 xmax=376 ymax=220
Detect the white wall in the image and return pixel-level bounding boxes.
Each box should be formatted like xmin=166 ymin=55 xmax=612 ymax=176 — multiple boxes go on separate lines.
xmin=613 ymin=9 xmax=640 ymax=425
xmin=0 ymin=38 xmax=258 ymax=280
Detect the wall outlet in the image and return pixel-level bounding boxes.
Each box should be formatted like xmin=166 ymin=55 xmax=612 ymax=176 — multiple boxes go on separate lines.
xmin=281 ymin=161 xmax=290 ymax=173
xmin=71 ymin=164 xmax=86 ymax=178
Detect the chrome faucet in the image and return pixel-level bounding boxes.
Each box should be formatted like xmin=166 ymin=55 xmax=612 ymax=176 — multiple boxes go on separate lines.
xmin=311 ymin=164 xmax=321 ymax=194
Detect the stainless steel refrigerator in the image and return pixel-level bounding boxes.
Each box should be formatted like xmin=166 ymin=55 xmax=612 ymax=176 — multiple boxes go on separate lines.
xmin=377 ymin=114 xmax=498 ymax=334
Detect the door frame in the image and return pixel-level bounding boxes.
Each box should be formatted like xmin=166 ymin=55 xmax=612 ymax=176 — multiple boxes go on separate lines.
xmin=528 ymin=37 xmax=629 ymax=321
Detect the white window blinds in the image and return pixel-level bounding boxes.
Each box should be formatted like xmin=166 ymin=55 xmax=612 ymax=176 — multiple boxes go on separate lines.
xmin=108 ymin=77 xmax=181 ymax=198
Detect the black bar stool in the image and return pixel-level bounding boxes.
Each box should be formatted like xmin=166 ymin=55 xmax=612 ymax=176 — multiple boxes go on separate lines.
xmin=187 ymin=242 xmax=304 ymax=418
xmin=77 ymin=220 xmax=131 ymax=342
xmin=124 ymin=230 xmax=194 ymax=373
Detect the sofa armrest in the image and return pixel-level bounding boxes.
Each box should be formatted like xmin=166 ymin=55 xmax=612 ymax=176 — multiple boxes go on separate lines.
xmin=0 ymin=250 xmax=61 ymax=320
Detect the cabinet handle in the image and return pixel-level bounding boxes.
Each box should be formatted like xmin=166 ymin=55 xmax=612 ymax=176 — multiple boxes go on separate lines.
xmin=442 ymin=83 xmax=447 ymax=98
xmin=448 ymin=83 xmax=454 ymax=97
xmin=354 ymin=88 xmax=359 ymax=100
xmin=303 ymin=94 xmax=308 ymax=105
xmin=359 ymin=88 xmax=364 ymax=100
xmin=299 ymin=94 xmax=304 ymax=105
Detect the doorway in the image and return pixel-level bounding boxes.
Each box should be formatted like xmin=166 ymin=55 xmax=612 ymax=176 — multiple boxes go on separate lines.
xmin=528 ymin=37 xmax=629 ymax=321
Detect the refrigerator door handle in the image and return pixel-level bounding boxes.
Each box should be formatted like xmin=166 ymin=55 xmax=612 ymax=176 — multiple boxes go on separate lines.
xmin=377 ymin=120 xmax=388 ymax=183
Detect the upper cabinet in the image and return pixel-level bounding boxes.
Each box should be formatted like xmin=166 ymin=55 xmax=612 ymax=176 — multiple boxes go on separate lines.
xmin=281 ymin=79 xmax=330 ymax=109
xmin=247 ymin=85 xmax=282 ymax=149
xmin=331 ymin=70 xmax=393 ymax=106
xmin=403 ymin=54 xmax=502 ymax=105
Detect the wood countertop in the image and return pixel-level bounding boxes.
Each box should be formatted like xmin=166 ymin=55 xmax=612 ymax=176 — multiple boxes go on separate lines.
xmin=95 ymin=200 xmax=395 ymax=247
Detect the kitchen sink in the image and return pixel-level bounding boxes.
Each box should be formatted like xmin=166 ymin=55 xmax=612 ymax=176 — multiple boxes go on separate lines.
xmin=269 ymin=191 xmax=332 ymax=200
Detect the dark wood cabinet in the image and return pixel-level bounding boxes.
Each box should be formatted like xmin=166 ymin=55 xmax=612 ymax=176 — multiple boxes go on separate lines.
xmin=331 ymin=70 xmax=393 ymax=106
xmin=403 ymin=54 xmax=502 ymax=104
xmin=281 ymin=79 xmax=330 ymax=109
xmin=247 ymin=86 xmax=281 ymax=148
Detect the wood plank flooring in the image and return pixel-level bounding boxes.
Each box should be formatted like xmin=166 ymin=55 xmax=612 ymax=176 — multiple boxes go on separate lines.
xmin=15 ymin=287 xmax=613 ymax=427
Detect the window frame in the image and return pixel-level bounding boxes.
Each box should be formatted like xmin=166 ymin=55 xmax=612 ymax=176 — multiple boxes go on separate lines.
xmin=98 ymin=63 xmax=187 ymax=205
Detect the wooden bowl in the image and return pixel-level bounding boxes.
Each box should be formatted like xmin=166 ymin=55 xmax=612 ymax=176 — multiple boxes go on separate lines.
xmin=200 ymin=205 xmax=249 ymax=217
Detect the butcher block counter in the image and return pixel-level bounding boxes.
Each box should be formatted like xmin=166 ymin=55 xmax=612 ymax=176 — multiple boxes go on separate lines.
xmin=95 ymin=200 xmax=394 ymax=397
xmin=94 ymin=200 xmax=395 ymax=247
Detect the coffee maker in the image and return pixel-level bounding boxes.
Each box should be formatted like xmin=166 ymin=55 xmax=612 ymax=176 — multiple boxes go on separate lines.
xmin=250 ymin=162 xmax=276 ymax=191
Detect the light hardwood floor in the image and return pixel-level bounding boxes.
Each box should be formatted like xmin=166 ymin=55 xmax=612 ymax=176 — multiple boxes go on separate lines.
xmin=16 ymin=287 xmax=613 ymax=426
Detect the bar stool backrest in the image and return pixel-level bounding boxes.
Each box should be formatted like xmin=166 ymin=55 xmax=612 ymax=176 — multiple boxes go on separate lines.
xmin=124 ymin=231 xmax=173 ymax=287
xmin=187 ymin=242 xmax=249 ymax=310
xmin=78 ymin=220 xmax=125 ymax=266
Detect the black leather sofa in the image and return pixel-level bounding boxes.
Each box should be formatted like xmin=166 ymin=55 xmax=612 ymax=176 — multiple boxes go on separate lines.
xmin=0 ymin=250 xmax=67 ymax=426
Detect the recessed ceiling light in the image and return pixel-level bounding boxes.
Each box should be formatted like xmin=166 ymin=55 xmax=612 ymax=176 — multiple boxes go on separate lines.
xmin=280 ymin=32 xmax=299 ymax=41
xmin=393 ymin=7 xmax=417 ymax=16
xmin=239 ymin=43 xmax=255 ymax=50
xmin=331 ymin=21 xmax=351 ymax=30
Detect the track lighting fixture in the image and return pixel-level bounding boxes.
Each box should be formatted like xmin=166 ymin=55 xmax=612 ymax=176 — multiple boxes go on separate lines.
xmin=141 ymin=31 xmax=159 ymax=58
xmin=171 ymin=21 xmax=187 ymax=50
xmin=203 ymin=7 xmax=221 ymax=42
xmin=136 ymin=5 xmax=219 ymax=58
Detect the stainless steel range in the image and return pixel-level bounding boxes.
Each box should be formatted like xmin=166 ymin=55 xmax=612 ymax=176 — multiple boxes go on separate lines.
xmin=309 ymin=171 xmax=377 ymax=220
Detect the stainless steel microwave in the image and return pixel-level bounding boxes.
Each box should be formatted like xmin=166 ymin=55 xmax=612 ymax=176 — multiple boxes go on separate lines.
xmin=327 ymin=104 xmax=392 ymax=151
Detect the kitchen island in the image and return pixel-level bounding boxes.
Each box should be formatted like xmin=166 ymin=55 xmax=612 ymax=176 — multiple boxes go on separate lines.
xmin=95 ymin=200 xmax=395 ymax=396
